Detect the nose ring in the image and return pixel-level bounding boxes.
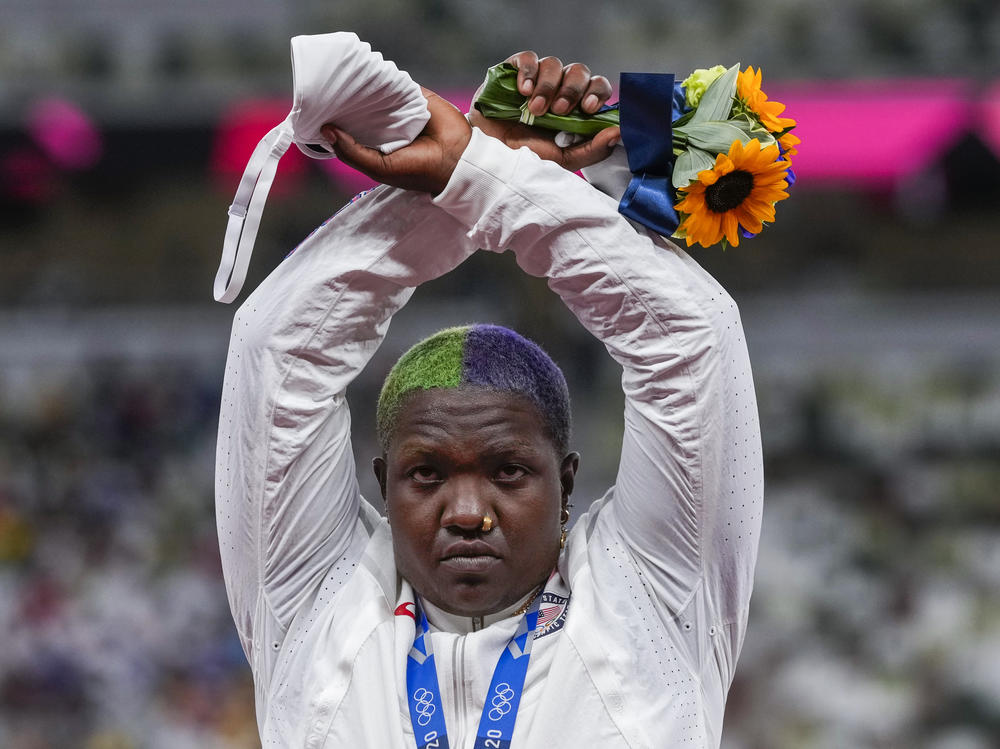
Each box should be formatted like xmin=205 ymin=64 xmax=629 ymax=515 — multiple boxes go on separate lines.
xmin=480 ymin=515 xmax=493 ymax=532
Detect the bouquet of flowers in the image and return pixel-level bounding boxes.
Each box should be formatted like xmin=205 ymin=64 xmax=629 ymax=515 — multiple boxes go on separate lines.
xmin=473 ymin=62 xmax=799 ymax=249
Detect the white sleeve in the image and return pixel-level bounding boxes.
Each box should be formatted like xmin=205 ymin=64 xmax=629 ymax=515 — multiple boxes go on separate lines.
xmin=432 ymin=128 xmax=764 ymax=627
xmin=215 ymin=184 xmax=479 ymax=662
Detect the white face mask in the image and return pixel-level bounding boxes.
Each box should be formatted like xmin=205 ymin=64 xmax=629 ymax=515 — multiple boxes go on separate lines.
xmin=214 ymin=32 xmax=429 ymax=304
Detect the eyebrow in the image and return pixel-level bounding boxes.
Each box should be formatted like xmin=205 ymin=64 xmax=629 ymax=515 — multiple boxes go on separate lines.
xmin=392 ymin=436 xmax=546 ymax=461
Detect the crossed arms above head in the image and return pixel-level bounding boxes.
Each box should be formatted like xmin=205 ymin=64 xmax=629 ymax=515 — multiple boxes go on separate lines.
xmin=216 ymin=49 xmax=763 ymax=690
xmin=320 ymin=51 xmax=623 ymax=194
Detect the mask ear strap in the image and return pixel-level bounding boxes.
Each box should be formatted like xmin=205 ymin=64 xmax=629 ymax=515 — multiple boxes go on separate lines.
xmin=214 ymin=123 xmax=293 ymax=303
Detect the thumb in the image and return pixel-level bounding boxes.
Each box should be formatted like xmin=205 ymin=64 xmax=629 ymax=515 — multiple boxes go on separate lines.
xmin=322 ymin=125 xmax=391 ymax=179
xmin=559 ymin=126 xmax=621 ymax=172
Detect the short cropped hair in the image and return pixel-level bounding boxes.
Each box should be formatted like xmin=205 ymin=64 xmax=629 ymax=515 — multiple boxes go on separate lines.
xmin=376 ymin=324 xmax=571 ymax=454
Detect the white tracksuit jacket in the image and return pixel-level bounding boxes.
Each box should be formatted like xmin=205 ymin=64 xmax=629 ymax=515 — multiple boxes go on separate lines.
xmin=215 ymin=128 xmax=763 ymax=748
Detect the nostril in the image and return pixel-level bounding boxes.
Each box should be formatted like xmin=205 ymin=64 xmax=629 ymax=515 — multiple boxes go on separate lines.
xmin=440 ymin=502 xmax=491 ymax=531
xmin=446 ymin=525 xmax=484 ymax=540
xmin=443 ymin=515 xmax=488 ymax=533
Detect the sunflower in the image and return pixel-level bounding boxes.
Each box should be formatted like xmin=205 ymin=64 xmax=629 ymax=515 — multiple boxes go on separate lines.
xmin=674 ymin=138 xmax=790 ymax=249
xmin=778 ymin=131 xmax=800 ymax=161
xmin=737 ymin=66 xmax=796 ymax=135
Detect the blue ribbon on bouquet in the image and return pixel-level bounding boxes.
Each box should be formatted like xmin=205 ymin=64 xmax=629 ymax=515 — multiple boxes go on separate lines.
xmin=616 ymin=72 xmax=686 ymax=238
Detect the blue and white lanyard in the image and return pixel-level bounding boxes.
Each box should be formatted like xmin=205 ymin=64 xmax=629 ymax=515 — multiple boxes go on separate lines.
xmin=406 ymin=594 xmax=542 ymax=749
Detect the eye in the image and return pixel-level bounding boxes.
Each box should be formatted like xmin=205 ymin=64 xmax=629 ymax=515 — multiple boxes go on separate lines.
xmin=408 ymin=466 xmax=441 ymax=484
xmin=495 ymin=464 xmax=528 ymax=482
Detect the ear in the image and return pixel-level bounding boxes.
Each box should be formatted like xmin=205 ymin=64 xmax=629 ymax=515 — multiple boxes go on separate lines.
xmin=560 ymin=451 xmax=580 ymax=505
xmin=373 ymin=456 xmax=388 ymax=503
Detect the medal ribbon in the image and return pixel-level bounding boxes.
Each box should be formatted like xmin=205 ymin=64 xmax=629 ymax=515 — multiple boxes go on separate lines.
xmin=406 ymin=594 xmax=543 ymax=749
xmin=617 ymin=72 xmax=682 ymax=238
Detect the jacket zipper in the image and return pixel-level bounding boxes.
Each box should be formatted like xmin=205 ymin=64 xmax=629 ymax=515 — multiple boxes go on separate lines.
xmin=450 ymin=636 xmax=467 ymax=744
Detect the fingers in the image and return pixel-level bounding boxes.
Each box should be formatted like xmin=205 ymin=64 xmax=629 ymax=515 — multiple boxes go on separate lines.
xmin=318 ymin=88 xmax=471 ymax=195
xmin=506 ymin=52 xmax=570 ymax=114
xmin=557 ymin=125 xmax=621 ymax=172
xmin=322 ymin=124 xmax=435 ymax=193
xmin=506 ymin=51 xmax=613 ymax=117
xmin=526 ymin=56 xmax=566 ymax=116
xmin=580 ymin=74 xmax=613 ymax=114
xmin=552 ymin=67 xmax=611 ymax=115
xmin=506 ymin=51 xmax=540 ymax=97
xmin=322 ymin=126 xmax=381 ymax=174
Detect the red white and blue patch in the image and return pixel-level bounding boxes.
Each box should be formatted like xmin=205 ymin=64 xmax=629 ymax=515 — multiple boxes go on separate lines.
xmin=533 ymin=591 xmax=569 ymax=639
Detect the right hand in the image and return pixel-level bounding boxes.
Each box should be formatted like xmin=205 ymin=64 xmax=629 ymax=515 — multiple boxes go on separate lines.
xmin=321 ymin=88 xmax=472 ymax=195
xmin=321 ymin=52 xmax=620 ymax=195
xmin=469 ymin=51 xmax=620 ymax=173
xmin=505 ymin=50 xmax=614 ymax=117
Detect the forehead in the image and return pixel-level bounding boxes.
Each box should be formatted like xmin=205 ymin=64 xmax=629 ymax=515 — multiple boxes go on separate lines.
xmin=389 ymin=388 xmax=552 ymax=456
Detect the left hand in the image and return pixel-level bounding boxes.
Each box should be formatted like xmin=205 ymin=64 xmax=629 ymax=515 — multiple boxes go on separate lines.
xmin=321 ymin=53 xmax=620 ymax=195
xmin=321 ymin=88 xmax=472 ymax=195
xmin=469 ymin=51 xmax=620 ymax=172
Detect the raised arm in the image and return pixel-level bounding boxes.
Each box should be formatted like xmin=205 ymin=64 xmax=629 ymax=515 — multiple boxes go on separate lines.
xmin=332 ymin=68 xmax=763 ymax=632
xmin=428 ymin=130 xmax=764 ymax=637
xmin=217 ymin=59 xmax=623 ymax=681
xmin=215 ymin=168 xmax=478 ymax=669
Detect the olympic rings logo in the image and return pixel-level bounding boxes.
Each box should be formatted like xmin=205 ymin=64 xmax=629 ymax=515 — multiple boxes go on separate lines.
xmin=412 ymin=687 xmax=436 ymax=726
xmin=487 ymin=682 xmax=515 ymax=722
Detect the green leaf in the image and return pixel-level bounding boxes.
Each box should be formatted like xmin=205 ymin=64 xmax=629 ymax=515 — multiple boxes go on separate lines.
xmin=675 ymin=120 xmax=776 ymax=153
xmin=672 ymin=147 xmax=716 ymax=189
xmin=728 ymin=113 xmax=770 ymax=136
xmin=472 ymin=62 xmax=620 ymax=136
xmin=690 ymin=63 xmax=739 ymax=124
xmin=725 ymin=115 xmax=778 ymax=148
xmin=472 ymin=63 xmax=529 ymax=114
xmin=675 ymin=121 xmax=750 ymax=152
xmin=533 ymin=109 xmax=620 ymax=136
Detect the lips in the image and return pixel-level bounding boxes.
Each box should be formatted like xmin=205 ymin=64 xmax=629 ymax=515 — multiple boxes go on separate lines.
xmin=439 ymin=541 xmax=501 ymax=574
xmin=440 ymin=540 xmax=500 ymax=562
xmin=440 ymin=555 xmax=499 ymax=573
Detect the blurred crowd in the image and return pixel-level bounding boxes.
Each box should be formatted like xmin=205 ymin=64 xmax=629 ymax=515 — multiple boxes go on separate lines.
xmin=727 ymin=356 xmax=1000 ymax=749
xmin=1 ymin=318 xmax=997 ymax=748
xmin=2 ymin=4 xmax=999 ymax=747
xmin=0 ymin=363 xmax=258 ymax=748
xmin=3 ymin=0 xmax=998 ymax=113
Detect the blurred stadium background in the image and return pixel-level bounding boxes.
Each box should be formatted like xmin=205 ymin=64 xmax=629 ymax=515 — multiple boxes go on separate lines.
xmin=2 ymin=1 xmax=999 ymax=747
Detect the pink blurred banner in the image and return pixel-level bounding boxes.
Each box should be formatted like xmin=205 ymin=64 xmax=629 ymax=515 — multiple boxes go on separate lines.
xmin=768 ymin=79 xmax=975 ymax=188
xmin=314 ymin=90 xmax=475 ymax=193
xmin=212 ymin=92 xmax=474 ymax=197
xmin=212 ymin=82 xmax=996 ymax=196
xmin=980 ymin=80 xmax=1000 ymax=157
xmin=28 ymin=97 xmax=103 ymax=170
xmin=211 ymin=99 xmax=309 ymax=195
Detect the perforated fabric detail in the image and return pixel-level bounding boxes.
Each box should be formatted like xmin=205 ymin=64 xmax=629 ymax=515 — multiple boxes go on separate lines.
xmin=265 ymin=553 xmax=359 ymax=745
xmin=215 ymin=303 xmax=262 ymax=656
xmin=281 ymin=551 xmax=359 ymax=661
xmin=601 ymin=536 xmax=707 ymax=745
xmin=215 ymin=125 xmax=763 ymax=749
xmin=711 ymin=293 xmax=764 ymax=625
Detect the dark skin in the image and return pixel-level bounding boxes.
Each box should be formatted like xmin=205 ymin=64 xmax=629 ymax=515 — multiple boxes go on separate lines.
xmin=351 ymin=53 xmax=609 ymax=615
xmin=320 ymin=51 xmax=622 ymax=195
xmin=374 ymin=389 xmax=579 ymax=617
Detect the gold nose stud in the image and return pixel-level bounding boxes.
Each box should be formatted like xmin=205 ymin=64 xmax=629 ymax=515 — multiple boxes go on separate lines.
xmin=480 ymin=515 xmax=493 ymax=532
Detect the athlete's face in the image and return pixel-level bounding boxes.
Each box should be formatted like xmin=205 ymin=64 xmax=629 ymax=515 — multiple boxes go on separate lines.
xmin=374 ymin=388 xmax=578 ymax=617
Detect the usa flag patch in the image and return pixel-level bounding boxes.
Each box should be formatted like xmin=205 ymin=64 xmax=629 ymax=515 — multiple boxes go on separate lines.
xmin=534 ymin=592 xmax=569 ymax=639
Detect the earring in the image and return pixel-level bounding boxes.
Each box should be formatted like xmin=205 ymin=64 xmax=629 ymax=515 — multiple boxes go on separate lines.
xmin=559 ymin=505 xmax=570 ymax=550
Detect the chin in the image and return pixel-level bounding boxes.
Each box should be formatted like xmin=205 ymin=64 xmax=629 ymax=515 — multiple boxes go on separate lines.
xmin=436 ymin=575 xmax=545 ymax=618
xmin=435 ymin=584 xmax=506 ymax=617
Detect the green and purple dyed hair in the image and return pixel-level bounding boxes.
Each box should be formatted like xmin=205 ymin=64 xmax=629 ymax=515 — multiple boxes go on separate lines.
xmin=376 ymin=324 xmax=571 ymax=454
